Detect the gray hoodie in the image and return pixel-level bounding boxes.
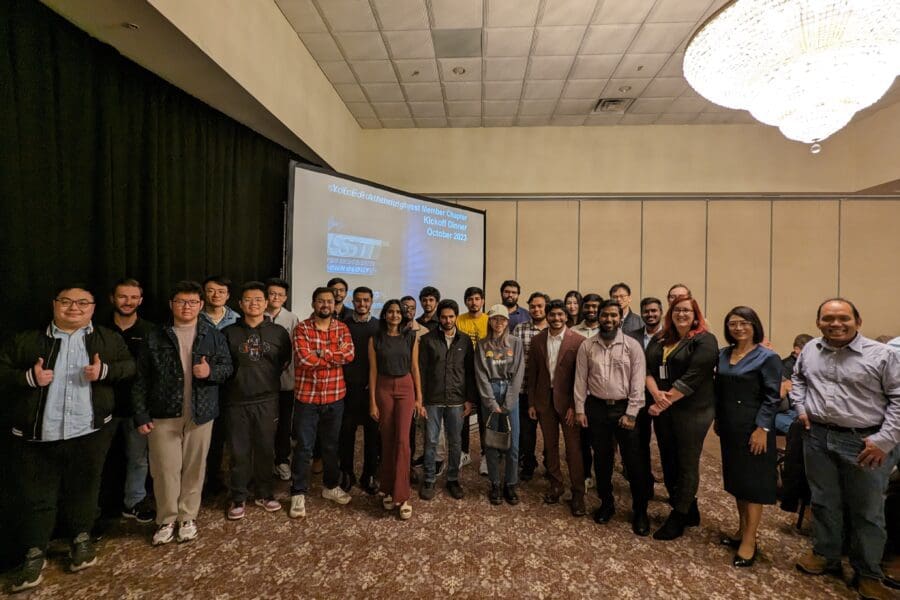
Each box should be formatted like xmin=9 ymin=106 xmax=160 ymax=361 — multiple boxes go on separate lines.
xmin=475 ymin=334 xmax=524 ymax=412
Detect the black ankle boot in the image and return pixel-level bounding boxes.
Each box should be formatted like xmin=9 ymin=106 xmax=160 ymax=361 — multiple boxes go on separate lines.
xmin=685 ymin=500 xmax=700 ymax=527
xmin=504 ymin=484 xmax=520 ymax=505
xmin=653 ymin=510 xmax=687 ymax=540
xmin=489 ymin=484 xmax=502 ymax=505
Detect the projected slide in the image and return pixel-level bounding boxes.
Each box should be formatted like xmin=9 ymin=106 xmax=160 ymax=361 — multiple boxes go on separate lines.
xmin=288 ymin=164 xmax=485 ymax=311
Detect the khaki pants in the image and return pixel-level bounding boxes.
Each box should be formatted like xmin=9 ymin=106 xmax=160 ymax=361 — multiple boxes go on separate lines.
xmin=148 ymin=415 xmax=213 ymax=525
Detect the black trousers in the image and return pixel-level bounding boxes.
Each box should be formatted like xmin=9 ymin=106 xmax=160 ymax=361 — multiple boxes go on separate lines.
xmin=653 ymin=401 xmax=714 ymax=514
xmin=585 ymin=398 xmax=649 ymax=512
xmin=635 ymin=404 xmax=655 ymax=492
xmin=226 ymin=399 xmax=278 ymax=503
xmin=339 ymin=385 xmax=380 ymax=478
xmin=274 ymin=390 xmax=295 ymax=465
xmin=206 ymin=417 xmax=227 ymax=485
xmin=518 ymin=393 xmax=538 ymax=471
xmin=16 ymin=424 xmax=115 ymax=551
xmin=580 ymin=427 xmax=593 ymax=478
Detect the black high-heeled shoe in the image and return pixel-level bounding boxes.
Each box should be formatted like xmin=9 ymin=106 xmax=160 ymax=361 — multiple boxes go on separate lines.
xmin=732 ymin=546 xmax=758 ymax=568
xmin=719 ymin=535 xmax=741 ymax=549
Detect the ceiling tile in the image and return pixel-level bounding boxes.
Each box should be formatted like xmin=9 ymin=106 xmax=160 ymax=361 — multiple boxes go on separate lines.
xmin=362 ymin=83 xmax=405 ymax=101
xmin=629 ymin=97 xmax=674 ymax=114
xmin=357 ymin=117 xmax=382 ymax=128
xmin=335 ymin=32 xmax=389 ymax=60
xmin=449 ymin=116 xmax=483 ymax=127
xmin=729 ymin=111 xmax=758 ymax=124
xmin=484 ymin=80 xmax=523 ymax=99
xmin=702 ymin=102 xmax=733 ymax=114
xmin=486 ymin=0 xmax=540 ymax=27
xmin=647 ymin=0 xmax=711 ymax=24
xmin=334 ymin=83 xmax=367 ymax=102
xmin=299 ymin=33 xmax=344 ymax=61
xmin=432 ymin=29 xmax=483 ymax=58
xmin=533 ymin=26 xmax=587 ymax=55
xmin=383 ymin=30 xmax=435 ymax=59
xmin=666 ymin=96 xmax=707 ymax=113
xmin=484 ymin=57 xmax=528 ymax=80
xmin=556 ymin=98 xmax=596 ymax=114
xmin=551 ymin=115 xmax=588 ymax=126
xmin=483 ymin=100 xmax=519 ymax=116
xmin=593 ymin=0 xmax=654 ymax=24
xmin=620 ymin=113 xmax=657 ymax=125
xmin=527 ymin=56 xmax=575 ymax=80
xmin=403 ymin=82 xmax=444 ymax=101
xmin=612 ymin=53 xmax=669 ymax=78
xmin=539 ymin=0 xmax=598 ymax=26
xmin=372 ymin=102 xmax=411 ymax=117
xmin=431 ymin=0 xmax=483 ymax=29
xmin=581 ymin=24 xmax=640 ymax=54
xmin=320 ymin=61 xmax=357 ymax=84
xmin=445 ymin=82 xmax=482 ymax=100
xmin=318 ymin=0 xmax=378 ymax=31
xmin=519 ymin=99 xmax=557 ymax=115
xmin=483 ymin=116 xmax=517 ymax=126
xmin=372 ymin=0 xmax=429 ymax=30
xmin=657 ymin=53 xmax=685 ymax=77
xmin=584 ymin=113 xmax=624 ymax=125
xmin=415 ymin=116 xmax=448 ymax=127
xmin=447 ymin=101 xmax=482 ymax=117
xmin=394 ymin=59 xmax=439 ymax=82
xmin=680 ymin=86 xmax=701 ymax=99
xmin=562 ymin=78 xmax=607 ymax=98
xmin=276 ymin=0 xmax=327 ymax=33
xmin=600 ymin=78 xmax=651 ymax=97
xmin=409 ymin=101 xmax=446 ymax=117
xmin=628 ymin=22 xmax=695 ymax=53
xmin=438 ymin=57 xmax=483 ymax=82
xmin=484 ymin=28 xmax=535 ymax=57
xmin=523 ymin=80 xmax=565 ymax=99
xmin=517 ymin=115 xmax=552 ymax=126
xmin=643 ymin=77 xmax=688 ymax=97
xmin=570 ymin=54 xmax=621 ymax=79
xmin=347 ymin=102 xmax=376 ymax=118
xmin=380 ymin=117 xmax=416 ymax=128
xmin=693 ymin=112 xmax=733 ymax=124
xmin=655 ymin=113 xmax=699 ymax=125
xmin=351 ymin=61 xmax=398 ymax=83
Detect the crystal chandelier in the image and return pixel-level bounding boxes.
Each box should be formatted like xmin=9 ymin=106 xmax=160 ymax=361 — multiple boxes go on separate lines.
xmin=683 ymin=0 xmax=900 ymax=146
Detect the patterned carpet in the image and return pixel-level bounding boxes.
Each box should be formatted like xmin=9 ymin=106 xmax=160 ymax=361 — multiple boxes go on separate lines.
xmin=2 ymin=431 xmax=864 ymax=599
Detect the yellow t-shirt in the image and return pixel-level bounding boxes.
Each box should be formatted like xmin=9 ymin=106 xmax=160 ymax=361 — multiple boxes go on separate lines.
xmin=456 ymin=312 xmax=488 ymax=347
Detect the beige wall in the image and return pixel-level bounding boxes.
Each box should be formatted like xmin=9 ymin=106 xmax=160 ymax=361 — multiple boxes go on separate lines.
xmin=460 ymin=198 xmax=900 ymax=355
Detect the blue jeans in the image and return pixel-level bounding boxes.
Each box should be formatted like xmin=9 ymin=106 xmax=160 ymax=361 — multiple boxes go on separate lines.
xmin=424 ymin=405 xmax=464 ymax=484
xmin=290 ymin=399 xmax=344 ymax=495
xmin=804 ymin=423 xmax=899 ymax=578
xmin=117 ymin=416 xmax=149 ymax=508
xmin=484 ymin=381 xmax=520 ymax=486
xmin=774 ymin=409 xmax=797 ymax=435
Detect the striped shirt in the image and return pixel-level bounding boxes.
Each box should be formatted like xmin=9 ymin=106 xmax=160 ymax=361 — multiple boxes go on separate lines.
xmin=293 ymin=318 xmax=355 ymax=405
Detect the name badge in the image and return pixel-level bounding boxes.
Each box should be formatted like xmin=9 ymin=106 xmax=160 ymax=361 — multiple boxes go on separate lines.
xmin=659 ymin=365 xmax=668 ymax=380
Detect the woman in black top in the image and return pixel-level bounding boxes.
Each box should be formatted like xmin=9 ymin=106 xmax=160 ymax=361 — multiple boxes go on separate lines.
xmin=646 ymin=294 xmax=718 ymax=540
xmin=716 ymin=306 xmax=782 ymax=567
xmin=368 ymin=299 xmax=424 ymax=520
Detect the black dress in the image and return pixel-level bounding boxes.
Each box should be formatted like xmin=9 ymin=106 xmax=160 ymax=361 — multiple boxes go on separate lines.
xmin=716 ymin=346 xmax=783 ymax=504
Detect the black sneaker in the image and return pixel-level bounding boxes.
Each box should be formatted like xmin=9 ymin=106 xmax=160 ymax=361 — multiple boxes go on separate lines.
xmin=446 ymin=480 xmax=465 ymax=500
xmin=122 ymin=499 xmax=156 ymax=523
xmin=70 ymin=532 xmax=97 ymax=572
xmin=10 ymin=548 xmax=45 ymax=592
xmin=419 ymin=482 xmax=436 ymax=500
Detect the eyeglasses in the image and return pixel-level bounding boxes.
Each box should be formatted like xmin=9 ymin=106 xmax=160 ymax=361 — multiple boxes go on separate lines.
xmin=172 ymin=299 xmax=201 ymax=307
xmin=55 ymin=298 xmax=95 ymax=308
xmin=267 ymin=292 xmax=287 ymax=298
xmin=727 ymin=320 xmax=753 ymax=329
xmin=672 ymin=308 xmax=694 ymax=314
xmin=242 ymin=298 xmax=266 ymax=304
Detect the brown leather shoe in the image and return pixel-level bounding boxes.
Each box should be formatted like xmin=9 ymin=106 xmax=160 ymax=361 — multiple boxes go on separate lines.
xmin=543 ymin=486 xmax=563 ymax=504
xmin=796 ymin=551 xmax=842 ymax=576
xmin=570 ymin=495 xmax=586 ymax=517
xmin=857 ymin=576 xmax=897 ymax=600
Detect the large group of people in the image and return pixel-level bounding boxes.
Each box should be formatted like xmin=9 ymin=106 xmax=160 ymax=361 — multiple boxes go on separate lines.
xmin=2 ymin=275 xmax=899 ymax=600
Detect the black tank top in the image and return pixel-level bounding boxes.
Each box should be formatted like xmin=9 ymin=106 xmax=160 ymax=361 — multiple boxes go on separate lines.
xmin=373 ymin=329 xmax=415 ymax=377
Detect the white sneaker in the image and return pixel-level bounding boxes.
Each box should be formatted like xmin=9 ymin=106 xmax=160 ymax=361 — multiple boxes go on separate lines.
xmin=399 ymin=501 xmax=412 ymax=520
xmin=152 ymin=523 xmax=175 ymax=546
xmin=479 ymin=455 xmax=488 ymax=476
xmin=176 ymin=520 xmax=198 ymax=543
xmin=585 ymin=477 xmax=595 ymax=490
xmin=274 ymin=463 xmax=291 ymax=481
xmin=322 ymin=486 xmax=351 ymax=505
xmin=459 ymin=452 xmax=471 ymax=467
xmin=289 ymin=494 xmax=306 ymax=518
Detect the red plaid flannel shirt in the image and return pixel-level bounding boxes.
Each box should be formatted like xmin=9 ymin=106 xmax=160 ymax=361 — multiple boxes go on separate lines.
xmin=293 ymin=317 xmax=355 ymax=404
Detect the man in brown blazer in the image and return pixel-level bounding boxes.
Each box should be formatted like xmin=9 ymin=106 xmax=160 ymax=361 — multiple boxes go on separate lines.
xmin=526 ymin=299 xmax=588 ymax=516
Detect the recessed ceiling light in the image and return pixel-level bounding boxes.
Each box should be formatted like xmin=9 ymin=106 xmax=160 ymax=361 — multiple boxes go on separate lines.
xmin=618 ymin=85 xmax=632 ymax=92
xmin=121 ymin=22 xmax=140 ymax=30
xmin=452 ymin=66 xmax=466 ymax=75
xmin=636 ymin=65 xmax=644 ymax=71
xmin=411 ymin=70 xmax=420 ymax=77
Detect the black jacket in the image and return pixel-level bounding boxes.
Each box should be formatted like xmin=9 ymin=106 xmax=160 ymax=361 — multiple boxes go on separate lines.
xmin=132 ymin=318 xmax=232 ymax=426
xmin=0 ymin=324 xmax=135 ymax=440
xmin=222 ymin=320 xmax=291 ymax=404
xmin=645 ymin=331 xmax=719 ymax=411
xmin=107 ymin=316 xmax=156 ymax=417
xmin=418 ymin=328 xmax=475 ymax=407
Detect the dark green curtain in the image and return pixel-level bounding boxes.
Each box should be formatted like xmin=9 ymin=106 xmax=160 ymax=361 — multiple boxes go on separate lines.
xmin=0 ymin=0 xmax=317 ymax=568
xmin=0 ymin=0 xmax=313 ymax=335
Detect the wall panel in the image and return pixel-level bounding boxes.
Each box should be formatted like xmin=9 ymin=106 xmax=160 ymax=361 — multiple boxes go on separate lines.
xmin=458 ymin=200 xmax=516 ymax=306
xmin=641 ymin=200 xmax=708 ymax=310
xmin=517 ymin=201 xmax=580 ymax=300
xmin=579 ymin=201 xmax=642 ymax=298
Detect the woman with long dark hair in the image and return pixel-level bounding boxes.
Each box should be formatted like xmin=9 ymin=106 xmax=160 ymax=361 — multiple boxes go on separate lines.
xmin=716 ymin=306 xmax=782 ymax=567
xmin=564 ymin=290 xmax=582 ymax=328
xmin=368 ymin=299 xmax=424 ymax=520
xmin=645 ymin=294 xmax=718 ymax=540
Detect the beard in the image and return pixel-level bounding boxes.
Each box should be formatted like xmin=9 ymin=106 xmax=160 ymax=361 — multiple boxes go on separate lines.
xmin=599 ymin=327 xmax=617 ymax=340
xmin=115 ymin=306 xmax=137 ymax=316
xmin=315 ymin=309 xmax=332 ymax=319
xmin=501 ymin=297 xmax=517 ymax=308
